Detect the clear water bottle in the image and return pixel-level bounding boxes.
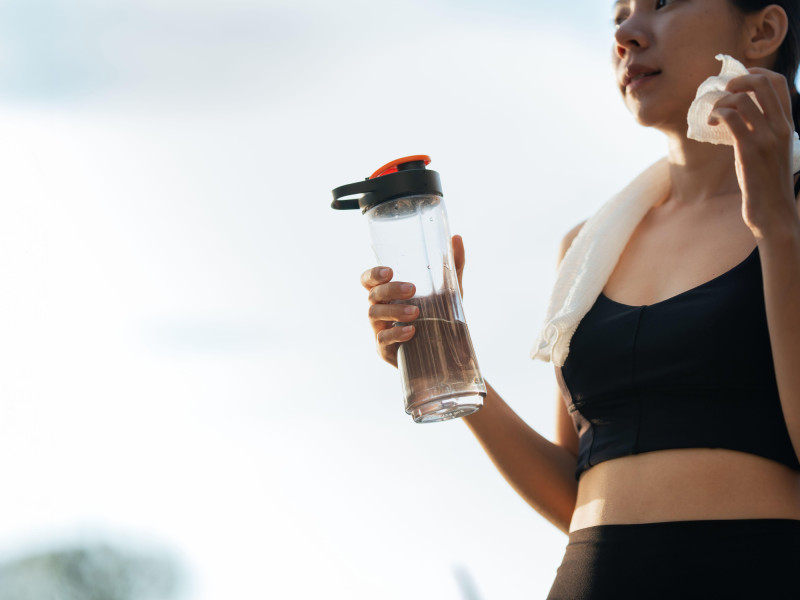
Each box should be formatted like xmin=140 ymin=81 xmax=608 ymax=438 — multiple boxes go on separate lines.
xmin=332 ymin=155 xmax=486 ymax=423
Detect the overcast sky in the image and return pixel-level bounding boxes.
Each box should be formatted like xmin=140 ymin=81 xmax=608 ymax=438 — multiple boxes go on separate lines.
xmin=0 ymin=1 xmax=667 ymax=598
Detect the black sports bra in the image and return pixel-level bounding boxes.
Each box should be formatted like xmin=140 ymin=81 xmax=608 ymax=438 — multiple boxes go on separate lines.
xmin=560 ymin=245 xmax=800 ymax=480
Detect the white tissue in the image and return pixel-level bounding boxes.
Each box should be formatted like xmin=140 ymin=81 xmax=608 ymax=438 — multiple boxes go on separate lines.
xmin=687 ymin=54 xmax=800 ymax=172
xmin=687 ymin=54 xmax=754 ymax=144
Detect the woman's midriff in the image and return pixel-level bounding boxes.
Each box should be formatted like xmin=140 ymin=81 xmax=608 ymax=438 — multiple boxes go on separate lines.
xmin=569 ymin=448 xmax=800 ymax=533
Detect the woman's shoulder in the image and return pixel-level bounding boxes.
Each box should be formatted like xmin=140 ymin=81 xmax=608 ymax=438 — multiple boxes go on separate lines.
xmin=558 ymin=221 xmax=586 ymax=264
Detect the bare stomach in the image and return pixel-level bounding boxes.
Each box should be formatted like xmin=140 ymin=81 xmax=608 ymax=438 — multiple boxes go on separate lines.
xmin=569 ymin=448 xmax=800 ymax=533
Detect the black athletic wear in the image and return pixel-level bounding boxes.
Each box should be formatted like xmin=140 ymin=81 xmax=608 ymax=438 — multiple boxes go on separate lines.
xmin=552 ymin=181 xmax=800 ymax=597
xmin=560 ymin=246 xmax=800 ymax=479
xmin=547 ymin=519 xmax=800 ymax=599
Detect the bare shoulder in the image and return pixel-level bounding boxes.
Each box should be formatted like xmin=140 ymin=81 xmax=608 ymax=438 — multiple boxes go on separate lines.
xmin=558 ymin=221 xmax=586 ymax=265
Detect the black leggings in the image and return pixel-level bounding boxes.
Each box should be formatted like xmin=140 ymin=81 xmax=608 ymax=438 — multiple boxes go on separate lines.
xmin=547 ymin=519 xmax=800 ymax=599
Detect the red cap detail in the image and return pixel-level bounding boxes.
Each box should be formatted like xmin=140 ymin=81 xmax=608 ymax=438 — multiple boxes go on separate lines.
xmin=369 ymin=155 xmax=431 ymax=179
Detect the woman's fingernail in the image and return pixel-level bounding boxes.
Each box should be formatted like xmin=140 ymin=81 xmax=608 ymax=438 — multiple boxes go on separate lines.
xmin=401 ymin=284 xmax=413 ymax=293
xmin=402 ymin=326 xmax=414 ymax=334
xmin=379 ymin=268 xmax=390 ymax=278
xmin=404 ymin=306 xmax=417 ymax=315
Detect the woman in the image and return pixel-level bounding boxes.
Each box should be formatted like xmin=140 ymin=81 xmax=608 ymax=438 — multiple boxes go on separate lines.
xmin=361 ymin=1 xmax=800 ymax=597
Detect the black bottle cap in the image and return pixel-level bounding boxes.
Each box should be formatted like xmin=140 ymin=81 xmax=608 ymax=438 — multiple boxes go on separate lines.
xmin=331 ymin=155 xmax=443 ymax=213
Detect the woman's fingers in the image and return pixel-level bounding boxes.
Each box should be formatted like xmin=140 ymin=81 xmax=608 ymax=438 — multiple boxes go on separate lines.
xmin=368 ymin=303 xmax=419 ymax=333
xmin=368 ymin=281 xmax=416 ymax=304
xmin=377 ymin=324 xmax=416 ymax=367
xmin=361 ymin=264 xmax=419 ymax=366
xmin=361 ymin=266 xmax=392 ymax=291
xmin=710 ymin=93 xmax=764 ymax=133
xmin=361 ymin=266 xmax=416 ymax=304
xmin=710 ymin=105 xmax=752 ymax=141
xmin=710 ymin=89 xmax=794 ymax=170
xmin=727 ymin=70 xmax=792 ymax=126
xmin=377 ymin=324 xmax=415 ymax=347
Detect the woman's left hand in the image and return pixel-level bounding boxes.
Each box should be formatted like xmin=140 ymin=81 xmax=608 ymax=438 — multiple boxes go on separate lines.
xmin=709 ymin=67 xmax=798 ymax=239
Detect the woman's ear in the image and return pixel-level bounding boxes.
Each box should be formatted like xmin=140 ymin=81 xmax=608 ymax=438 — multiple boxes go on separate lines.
xmin=743 ymin=4 xmax=789 ymax=63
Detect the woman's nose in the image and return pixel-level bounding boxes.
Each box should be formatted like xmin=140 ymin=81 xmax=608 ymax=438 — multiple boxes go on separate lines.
xmin=614 ymin=18 xmax=649 ymax=59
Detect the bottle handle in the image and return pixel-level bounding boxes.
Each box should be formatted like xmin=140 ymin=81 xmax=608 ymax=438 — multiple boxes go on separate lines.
xmin=331 ymin=179 xmax=378 ymax=210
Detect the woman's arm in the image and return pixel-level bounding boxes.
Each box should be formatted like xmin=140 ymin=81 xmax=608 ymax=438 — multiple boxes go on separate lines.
xmin=463 ymin=384 xmax=578 ymax=533
xmin=757 ymin=211 xmax=800 ymax=459
xmin=713 ymin=69 xmax=800 ymax=459
xmin=462 ymin=223 xmax=584 ymax=534
xmin=362 ymin=228 xmax=583 ymax=533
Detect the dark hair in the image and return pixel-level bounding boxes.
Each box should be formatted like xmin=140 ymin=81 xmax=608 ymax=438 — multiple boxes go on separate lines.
xmin=729 ymin=0 xmax=800 ymax=131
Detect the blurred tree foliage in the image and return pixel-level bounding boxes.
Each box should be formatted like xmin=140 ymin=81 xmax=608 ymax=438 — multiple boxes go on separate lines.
xmin=0 ymin=542 xmax=181 ymax=600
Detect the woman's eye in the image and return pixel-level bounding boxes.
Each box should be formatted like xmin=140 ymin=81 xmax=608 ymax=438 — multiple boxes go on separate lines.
xmin=615 ymin=0 xmax=672 ymax=28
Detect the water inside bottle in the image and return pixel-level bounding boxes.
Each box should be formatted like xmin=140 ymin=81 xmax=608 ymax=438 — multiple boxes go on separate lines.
xmin=396 ymin=292 xmax=485 ymax=422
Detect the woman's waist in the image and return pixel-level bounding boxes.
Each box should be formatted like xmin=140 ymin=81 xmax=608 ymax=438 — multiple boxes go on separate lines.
xmin=570 ymin=448 xmax=800 ymax=533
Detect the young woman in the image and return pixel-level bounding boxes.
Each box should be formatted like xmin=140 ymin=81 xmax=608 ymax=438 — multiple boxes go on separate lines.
xmin=361 ymin=1 xmax=800 ymax=597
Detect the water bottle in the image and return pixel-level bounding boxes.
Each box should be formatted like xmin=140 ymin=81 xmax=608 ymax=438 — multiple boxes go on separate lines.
xmin=332 ymin=155 xmax=486 ymax=423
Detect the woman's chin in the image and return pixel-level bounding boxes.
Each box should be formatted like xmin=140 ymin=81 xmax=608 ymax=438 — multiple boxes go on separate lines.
xmin=627 ymin=105 xmax=686 ymax=134
xmin=625 ymin=96 xmax=693 ymax=133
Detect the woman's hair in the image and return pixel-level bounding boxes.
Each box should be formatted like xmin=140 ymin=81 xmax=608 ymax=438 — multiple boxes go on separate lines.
xmin=729 ymin=0 xmax=800 ymax=130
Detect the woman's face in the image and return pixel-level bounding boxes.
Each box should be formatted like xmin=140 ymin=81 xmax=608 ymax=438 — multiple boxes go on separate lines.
xmin=612 ymin=0 xmax=748 ymax=131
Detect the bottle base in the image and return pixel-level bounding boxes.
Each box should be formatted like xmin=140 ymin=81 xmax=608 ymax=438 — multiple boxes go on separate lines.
xmin=408 ymin=393 xmax=484 ymax=424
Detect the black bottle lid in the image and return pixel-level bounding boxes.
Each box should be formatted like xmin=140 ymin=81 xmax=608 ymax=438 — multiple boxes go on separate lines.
xmin=331 ymin=155 xmax=443 ymax=213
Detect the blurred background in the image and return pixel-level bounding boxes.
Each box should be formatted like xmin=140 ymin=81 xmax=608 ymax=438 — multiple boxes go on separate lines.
xmin=0 ymin=0 xmax=667 ymax=598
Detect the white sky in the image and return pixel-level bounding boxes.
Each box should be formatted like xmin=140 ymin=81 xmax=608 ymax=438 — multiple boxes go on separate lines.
xmin=0 ymin=1 xmax=666 ymax=598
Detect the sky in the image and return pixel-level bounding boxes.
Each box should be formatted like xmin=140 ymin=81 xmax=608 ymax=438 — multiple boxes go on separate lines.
xmin=0 ymin=1 xmax=667 ymax=598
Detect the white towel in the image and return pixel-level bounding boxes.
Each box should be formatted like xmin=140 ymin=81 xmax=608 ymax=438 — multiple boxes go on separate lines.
xmin=532 ymin=54 xmax=800 ymax=367
xmin=530 ymin=158 xmax=670 ymax=367
xmin=688 ymin=54 xmax=800 ymax=170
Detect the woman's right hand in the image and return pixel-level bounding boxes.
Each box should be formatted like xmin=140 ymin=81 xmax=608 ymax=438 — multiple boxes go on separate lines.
xmin=360 ymin=234 xmax=465 ymax=368
xmin=360 ymin=267 xmax=418 ymax=368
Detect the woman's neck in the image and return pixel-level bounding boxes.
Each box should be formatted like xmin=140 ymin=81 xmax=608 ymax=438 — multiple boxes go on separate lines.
xmin=661 ymin=133 xmax=741 ymax=207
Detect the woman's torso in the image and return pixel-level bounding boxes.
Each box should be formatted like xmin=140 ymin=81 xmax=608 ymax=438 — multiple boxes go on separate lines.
xmin=562 ymin=192 xmax=800 ymax=532
xmin=570 ymin=448 xmax=800 ymax=532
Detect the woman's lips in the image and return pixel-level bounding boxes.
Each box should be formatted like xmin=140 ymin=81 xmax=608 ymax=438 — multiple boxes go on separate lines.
xmin=626 ymin=72 xmax=661 ymax=93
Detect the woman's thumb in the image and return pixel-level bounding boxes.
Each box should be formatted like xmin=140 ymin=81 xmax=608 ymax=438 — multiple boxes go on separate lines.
xmin=452 ymin=234 xmax=465 ymax=297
